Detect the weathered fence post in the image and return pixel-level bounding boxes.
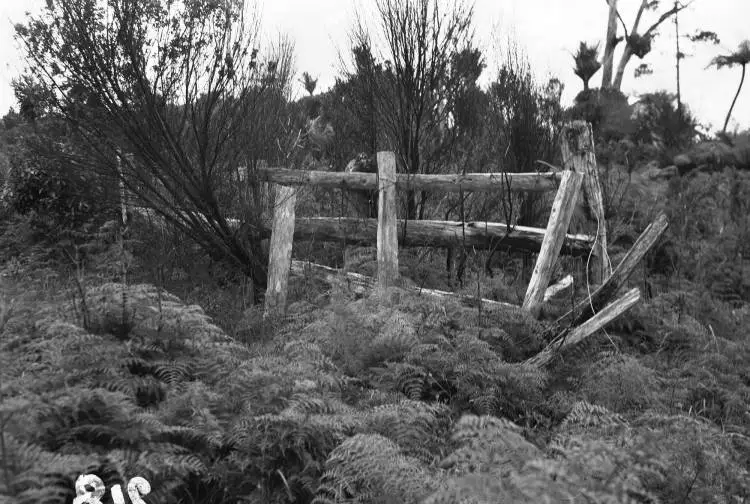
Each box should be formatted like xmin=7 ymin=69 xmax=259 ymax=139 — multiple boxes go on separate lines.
xmin=526 ymin=287 xmax=642 ymax=368
xmin=264 ymin=184 xmax=297 ymax=317
xmin=556 ymin=212 xmax=669 ymax=326
xmin=377 ymin=151 xmax=399 ymax=291
xmin=523 ymin=170 xmax=583 ymax=317
xmin=560 ymin=120 xmax=611 ymax=284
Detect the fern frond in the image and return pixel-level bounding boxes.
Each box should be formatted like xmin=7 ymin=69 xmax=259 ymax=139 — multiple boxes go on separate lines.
xmin=363 ymin=399 xmax=450 ymax=461
xmin=370 ymin=361 xmax=426 ymax=400
xmin=152 ymin=360 xmax=192 ymax=385
xmin=315 ymin=433 xmax=435 ymax=503
xmin=440 ymin=415 xmax=540 ymax=474
xmin=559 ymin=400 xmax=627 ymax=431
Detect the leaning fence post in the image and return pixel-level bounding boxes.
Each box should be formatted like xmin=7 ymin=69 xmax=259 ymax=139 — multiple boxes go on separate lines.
xmin=264 ymin=183 xmax=297 ymax=317
xmin=560 ymin=120 xmax=611 ymax=284
xmin=523 ymin=170 xmax=583 ymax=318
xmin=377 ymin=151 xmax=399 ymax=291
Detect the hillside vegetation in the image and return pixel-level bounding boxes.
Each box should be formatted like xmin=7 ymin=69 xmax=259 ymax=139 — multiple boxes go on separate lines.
xmin=1 ymin=0 xmax=750 ymax=503
xmin=0 ymin=155 xmax=749 ymax=503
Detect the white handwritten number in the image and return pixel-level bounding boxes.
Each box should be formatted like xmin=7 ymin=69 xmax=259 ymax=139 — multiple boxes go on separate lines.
xmin=128 ymin=476 xmax=151 ymax=504
xmin=74 ymin=475 xmax=151 ymax=504
xmin=73 ymin=474 xmax=105 ymax=504
xmin=110 ymin=484 xmax=126 ymax=504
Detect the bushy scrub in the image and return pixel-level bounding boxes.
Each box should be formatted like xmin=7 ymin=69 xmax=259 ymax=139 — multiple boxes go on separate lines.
xmin=6 ymin=137 xmax=109 ymax=231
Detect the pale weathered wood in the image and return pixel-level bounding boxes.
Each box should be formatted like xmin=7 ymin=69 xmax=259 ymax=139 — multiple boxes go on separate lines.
xmin=560 ymin=120 xmax=611 ymax=284
xmin=377 ymin=152 xmax=399 ymax=291
xmin=526 ymin=288 xmax=641 ymax=368
xmin=557 ymin=212 xmax=669 ymax=326
xmin=523 ymin=171 xmax=584 ymax=318
xmin=133 ymin=206 xmax=595 ymax=256
xmin=287 ymin=217 xmax=594 ymax=255
xmin=544 ymin=274 xmax=574 ymax=302
xmin=264 ymin=185 xmax=297 ymax=316
xmin=288 ymin=260 xmax=570 ymax=313
xmin=291 ymin=259 xmax=576 ymax=310
xmin=255 ymin=166 xmax=563 ymax=193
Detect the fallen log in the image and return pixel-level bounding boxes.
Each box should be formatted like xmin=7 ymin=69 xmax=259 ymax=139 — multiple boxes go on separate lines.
xmin=289 ymin=217 xmax=594 ymax=256
xmin=556 ymin=212 xmax=668 ymax=326
xmin=526 ymin=288 xmax=641 ymax=367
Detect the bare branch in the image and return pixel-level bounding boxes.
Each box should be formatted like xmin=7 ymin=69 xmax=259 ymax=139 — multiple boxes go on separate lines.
xmin=643 ymin=0 xmax=694 ymax=37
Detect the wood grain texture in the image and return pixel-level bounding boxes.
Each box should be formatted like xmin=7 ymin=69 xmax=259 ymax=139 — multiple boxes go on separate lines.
xmin=255 ymin=166 xmax=563 ymax=193
xmin=377 ymin=152 xmax=399 ymax=291
xmin=527 ymin=288 xmax=641 ymax=367
xmin=556 ymin=212 xmax=669 ymax=326
xmin=264 ymin=185 xmax=297 ymax=316
xmin=561 ymin=120 xmax=611 ymax=283
xmin=523 ymin=170 xmax=584 ymax=318
xmin=286 ymin=217 xmax=594 ymax=255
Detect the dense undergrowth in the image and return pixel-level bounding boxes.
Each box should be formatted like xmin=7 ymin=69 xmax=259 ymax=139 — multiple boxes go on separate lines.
xmin=0 ymin=195 xmax=749 ymax=503
xmin=1 ymin=98 xmax=750 ymax=502
xmin=1 ymin=1 xmax=748 ymax=499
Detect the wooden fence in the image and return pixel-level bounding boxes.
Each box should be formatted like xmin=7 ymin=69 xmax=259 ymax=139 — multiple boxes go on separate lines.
xmin=260 ymin=120 xmax=639 ymax=319
xmin=125 ymin=119 xmax=669 ymax=365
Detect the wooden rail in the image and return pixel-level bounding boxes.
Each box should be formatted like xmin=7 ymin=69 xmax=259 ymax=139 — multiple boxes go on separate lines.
xmin=255 ymin=166 xmax=564 ymax=193
xmin=288 ymin=217 xmax=594 ymax=255
xmin=290 ymin=260 xmax=574 ymax=308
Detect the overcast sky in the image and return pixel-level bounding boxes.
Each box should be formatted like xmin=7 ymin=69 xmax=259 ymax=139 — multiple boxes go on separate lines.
xmin=2 ymin=0 xmax=748 ymax=133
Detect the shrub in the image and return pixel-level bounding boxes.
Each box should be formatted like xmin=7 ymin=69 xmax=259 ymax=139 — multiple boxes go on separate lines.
xmin=631 ymin=91 xmax=698 ymax=157
xmin=6 ymin=136 xmax=110 ymax=231
xmin=579 ymin=352 xmax=660 ymax=413
xmin=568 ymin=88 xmax=634 ymax=142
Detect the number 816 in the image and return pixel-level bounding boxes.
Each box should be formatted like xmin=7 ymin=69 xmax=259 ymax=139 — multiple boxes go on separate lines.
xmin=73 ymin=474 xmax=150 ymax=504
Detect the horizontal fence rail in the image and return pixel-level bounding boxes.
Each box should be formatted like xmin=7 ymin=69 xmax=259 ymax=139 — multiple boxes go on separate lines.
xmin=287 ymin=217 xmax=595 ymax=255
xmin=254 ymin=166 xmax=564 ymax=193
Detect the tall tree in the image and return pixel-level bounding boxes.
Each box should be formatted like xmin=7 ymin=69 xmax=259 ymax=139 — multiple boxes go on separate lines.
xmin=600 ymin=0 xmax=693 ymax=90
xmin=15 ymin=0 xmax=296 ymax=298
xmin=350 ymin=0 xmax=476 ymax=220
xmin=601 ymin=0 xmax=622 ymax=87
xmin=709 ymin=40 xmax=750 ymax=135
xmin=673 ymin=1 xmax=683 ymax=113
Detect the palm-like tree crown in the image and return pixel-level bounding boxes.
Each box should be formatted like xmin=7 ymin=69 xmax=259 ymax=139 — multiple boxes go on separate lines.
xmin=573 ymin=42 xmax=602 ymax=91
xmin=709 ymin=40 xmax=750 ymax=135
